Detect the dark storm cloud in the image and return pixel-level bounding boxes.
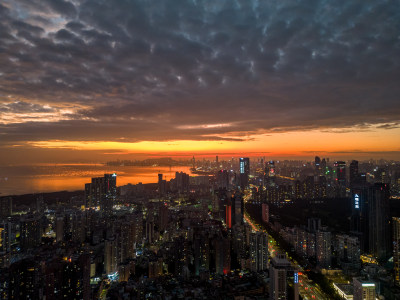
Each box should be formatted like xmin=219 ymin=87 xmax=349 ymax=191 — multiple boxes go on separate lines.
xmin=0 ymin=0 xmax=399 ymax=143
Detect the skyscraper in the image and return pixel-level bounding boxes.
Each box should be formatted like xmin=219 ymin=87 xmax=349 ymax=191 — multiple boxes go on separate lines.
xmin=158 ymin=173 xmax=166 ymax=195
xmin=159 ymin=203 xmax=169 ymax=231
xmin=368 ymin=183 xmax=390 ymax=262
xmin=315 ymin=156 xmax=321 ymax=174
xmin=334 ymin=161 xmax=346 ymax=197
xmin=216 ymin=170 xmax=229 ymax=190
xmin=350 ymin=184 xmax=369 ymax=253
xmin=320 ymin=158 xmax=327 ymax=174
xmin=225 ymin=201 xmax=232 ymax=229
xmin=336 ymin=234 xmax=361 ymax=273
xmin=267 ymin=160 xmax=276 ymax=187
xmin=350 ymin=160 xmax=359 ymax=186
xmin=316 ymin=228 xmax=332 ymax=268
xmin=232 ymin=191 xmax=244 ymax=225
xmin=175 ymin=172 xmax=189 ymax=193
xmin=351 ymin=182 xmax=390 ymax=261
xmin=105 ymin=237 xmax=118 ymax=275
xmin=239 ymin=157 xmax=250 ymax=189
xmin=103 ymin=173 xmax=117 ymax=215
xmin=20 ymin=214 xmax=42 ymax=250
xmin=85 ymin=173 xmax=117 ymax=215
xmin=249 ymin=231 xmax=268 ymax=272
xmin=269 ymin=254 xmax=294 ymax=300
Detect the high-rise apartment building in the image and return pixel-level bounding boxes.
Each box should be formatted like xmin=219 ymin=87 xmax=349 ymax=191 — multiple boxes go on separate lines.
xmin=20 ymin=214 xmax=42 ymax=250
xmin=353 ymin=278 xmax=376 ymax=300
xmin=269 ymin=254 xmax=293 ymax=300
xmin=315 ymin=156 xmax=321 ymax=174
xmin=350 ymin=160 xmax=359 ymax=186
xmin=336 ymin=234 xmax=360 ymax=272
xmin=217 ymin=170 xmax=230 ymax=190
xmin=334 ymin=161 xmax=346 ymax=197
xmin=239 ymin=157 xmax=250 ymax=189
xmin=351 ymin=182 xmax=390 ymax=261
xmin=232 ymin=191 xmax=244 ymax=225
xmin=158 ymin=173 xmax=167 ymax=195
xmin=368 ymin=183 xmax=390 ymax=261
xmin=249 ymin=231 xmax=268 ymax=272
xmin=105 ymin=237 xmax=118 ymax=275
xmin=316 ymin=229 xmax=331 ymax=268
xmin=85 ymin=173 xmax=117 ymax=216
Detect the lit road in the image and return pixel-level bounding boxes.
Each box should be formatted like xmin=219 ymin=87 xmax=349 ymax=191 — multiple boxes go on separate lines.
xmin=243 ymin=190 xmax=329 ymax=300
xmin=276 ymin=175 xmax=296 ymax=181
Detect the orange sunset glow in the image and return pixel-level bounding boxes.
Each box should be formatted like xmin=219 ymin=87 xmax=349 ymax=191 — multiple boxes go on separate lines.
xmin=16 ymin=125 xmax=399 ymax=161
xmin=0 ymin=0 xmax=399 ymax=165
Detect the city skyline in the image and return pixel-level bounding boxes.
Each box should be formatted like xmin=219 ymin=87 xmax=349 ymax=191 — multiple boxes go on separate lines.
xmin=1 ymin=0 xmax=400 ymax=164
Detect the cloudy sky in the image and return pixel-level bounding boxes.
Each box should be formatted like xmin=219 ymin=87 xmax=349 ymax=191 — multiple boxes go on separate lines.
xmin=0 ymin=0 xmax=399 ymax=163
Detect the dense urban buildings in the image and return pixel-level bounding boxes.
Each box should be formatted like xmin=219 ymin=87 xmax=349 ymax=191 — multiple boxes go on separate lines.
xmin=1 ymin=156 xmax=400 ymax=299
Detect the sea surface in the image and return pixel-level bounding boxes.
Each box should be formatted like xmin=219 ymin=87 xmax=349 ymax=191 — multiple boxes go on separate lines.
xmin=0 ymin=164 xmax=193 ymax=196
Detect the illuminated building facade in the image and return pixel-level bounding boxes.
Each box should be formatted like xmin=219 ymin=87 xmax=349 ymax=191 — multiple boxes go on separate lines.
xmin=239 ymin=157 xmax=250 ymax=189
xmin=316 ymin=229 xmax=332 ymax=268
xmin=353 ymin=278 xmax=376 ymax=300
xmin=105 ymin=237 xmax=118 ymax=275
xmin=269 ymin=254 xmax=294 ymax=300
xmin=249 ymin=231 xmax=268 ymax=272
xmin=85 ymin=173 xmax=117 ymax=215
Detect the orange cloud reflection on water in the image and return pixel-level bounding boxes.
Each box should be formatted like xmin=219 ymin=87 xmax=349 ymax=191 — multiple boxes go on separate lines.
xmin=1 ymin=165 xmax=194 ymax=195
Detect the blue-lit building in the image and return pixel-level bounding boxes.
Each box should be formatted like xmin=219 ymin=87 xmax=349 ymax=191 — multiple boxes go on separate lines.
xmin=239 ymin=157 xmax=250 ymax=189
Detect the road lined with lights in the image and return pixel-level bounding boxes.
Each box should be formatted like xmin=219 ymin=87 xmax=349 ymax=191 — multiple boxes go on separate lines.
xmin=243 ymin=190 xmax=329 ymax=300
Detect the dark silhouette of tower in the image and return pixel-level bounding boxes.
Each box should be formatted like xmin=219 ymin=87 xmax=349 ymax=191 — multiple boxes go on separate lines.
xmin=351 ymin=183 xmax=390 ymax=261
xmin=334 ymin=161 xmax=346 ymax=197
xmin=315 ymin=156 xmax=321 ymax=175
xmin=368 ymin=183 xmax=390 ymax=261
xmin=350 ymin=160 xmax=359 ymax=187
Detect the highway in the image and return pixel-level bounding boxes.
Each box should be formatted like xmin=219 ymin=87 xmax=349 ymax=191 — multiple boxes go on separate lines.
xmin=243 ymin=190 xmax=329 ymax=300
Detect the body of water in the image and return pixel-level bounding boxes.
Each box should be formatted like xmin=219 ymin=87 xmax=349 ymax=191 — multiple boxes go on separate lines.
xmin=0 ymin=164 xmax=194 ymax=196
